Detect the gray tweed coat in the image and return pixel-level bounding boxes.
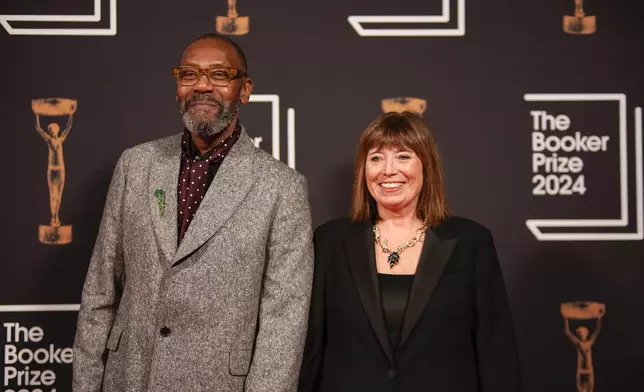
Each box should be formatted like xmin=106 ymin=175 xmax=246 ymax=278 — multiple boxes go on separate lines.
xmin=72 ymin=128 xmax=313 ymax=392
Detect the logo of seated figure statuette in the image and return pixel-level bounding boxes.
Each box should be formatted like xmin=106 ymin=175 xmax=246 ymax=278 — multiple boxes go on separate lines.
xmin=32 ymin=98 xmax=76 ymax=245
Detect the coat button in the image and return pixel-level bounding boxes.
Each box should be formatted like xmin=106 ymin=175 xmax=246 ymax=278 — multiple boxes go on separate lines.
xmin=160 ymin=326 xmax=171 ymax=337
xmin=387 ymin=369 xmax=396 ymax=378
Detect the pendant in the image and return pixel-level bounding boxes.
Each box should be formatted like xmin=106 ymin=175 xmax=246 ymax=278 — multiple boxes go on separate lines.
xmin=388 ymin=251 xmax=400 ymax=268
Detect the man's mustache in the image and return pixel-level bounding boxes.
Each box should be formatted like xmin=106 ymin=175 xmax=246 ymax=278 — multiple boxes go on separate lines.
xmin=183 ymin=93 xmax=224 ymax=110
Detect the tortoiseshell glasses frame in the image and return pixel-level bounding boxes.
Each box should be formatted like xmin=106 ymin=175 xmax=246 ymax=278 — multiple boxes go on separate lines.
xmin=172 ymin=66 xmax=247 ymax=87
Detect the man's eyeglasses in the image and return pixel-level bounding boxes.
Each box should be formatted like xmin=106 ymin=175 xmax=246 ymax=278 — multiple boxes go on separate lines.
xmin=172 ymin=66 xmax=247 ymax=87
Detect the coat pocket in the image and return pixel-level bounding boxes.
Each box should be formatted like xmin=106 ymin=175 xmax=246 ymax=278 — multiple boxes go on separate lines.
xmin=228 ymin=349 xmax=252 ymax=376
xmin=106 ymin=325 xmax=125 ymax=351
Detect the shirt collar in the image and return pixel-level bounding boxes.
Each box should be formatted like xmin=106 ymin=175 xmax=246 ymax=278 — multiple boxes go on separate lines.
xmin=180 ymin=121 xmax=242 ymax=162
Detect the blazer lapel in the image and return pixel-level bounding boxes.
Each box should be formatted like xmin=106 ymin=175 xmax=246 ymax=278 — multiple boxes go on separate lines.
xmin=172 ymin=129 xmax=257 ymax=265
xmin=344 ymin=221 xmax=395 ymax=364
xmin=148 ymin=134 xmax=181 ymax=264
xmin=398 ymin=229 xmax=457 ymax=350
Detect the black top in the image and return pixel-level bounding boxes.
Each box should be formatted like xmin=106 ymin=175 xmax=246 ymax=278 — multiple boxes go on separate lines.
xmin=378 ymin=273 xmax=414 ymax=350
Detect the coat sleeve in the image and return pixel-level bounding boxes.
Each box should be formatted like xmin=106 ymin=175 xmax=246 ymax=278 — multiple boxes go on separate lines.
xmin=474 ymin=228 xmax=523 ymax=392
xmin=72 ymin=150 xmax=128 ymax=392
xmin=297 ymin=227 xmax=327 ymax=392
xmin=245 ymin=174 xmax=314 ymax=392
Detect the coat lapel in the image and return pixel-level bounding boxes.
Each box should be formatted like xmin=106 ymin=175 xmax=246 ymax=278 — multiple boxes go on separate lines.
xmin=172 ymin=129 xmax=257 ymax=265
xmin=148 ymin=134 xmax=182 ymax=264
xmin=397 ymin=229 xmax=457 ymax=350
xmin=344 ymin=221 xmax=395 ymax=364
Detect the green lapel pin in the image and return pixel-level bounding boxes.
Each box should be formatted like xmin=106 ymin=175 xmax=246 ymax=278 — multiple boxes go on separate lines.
xmin=154 ymin=189 xmax=166 ymax=217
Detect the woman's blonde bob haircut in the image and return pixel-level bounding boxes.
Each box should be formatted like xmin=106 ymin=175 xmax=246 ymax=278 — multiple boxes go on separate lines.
xmin=350 ymin=111 xmax=450 ymax=226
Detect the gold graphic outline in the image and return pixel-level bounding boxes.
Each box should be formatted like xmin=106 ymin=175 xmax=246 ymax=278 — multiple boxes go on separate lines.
xmin=561 ymin=301 xmax=605 ymax=392
xmin=32 ymin=98 xmax=76 ymax=245
xmin=216 ymin=0 xmax=249 ymax=36
xmin=381 ymin=97 xmax=427 ymax=115
xmin=564 ymin=0 xmax=596 ymax=35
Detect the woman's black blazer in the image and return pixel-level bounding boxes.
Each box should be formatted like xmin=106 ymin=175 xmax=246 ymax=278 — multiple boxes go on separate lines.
xmin=298 ymin=216 xmax=522 ymax=392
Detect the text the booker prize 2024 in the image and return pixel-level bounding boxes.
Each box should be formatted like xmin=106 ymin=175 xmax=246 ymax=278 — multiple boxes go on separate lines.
xmin=3 ymin=323 xmax=72 ymax=392
xmin=531 ymin=110 xmax=610 ymax=196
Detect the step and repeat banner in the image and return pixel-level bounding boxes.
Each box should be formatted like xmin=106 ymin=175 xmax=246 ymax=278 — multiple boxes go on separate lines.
xmin=1 ymin=0 xmax=642 ymax=391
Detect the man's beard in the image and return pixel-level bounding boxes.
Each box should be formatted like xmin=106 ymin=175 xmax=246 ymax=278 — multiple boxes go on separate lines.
xmin=178 ymin=92 xmax=240 ymax=138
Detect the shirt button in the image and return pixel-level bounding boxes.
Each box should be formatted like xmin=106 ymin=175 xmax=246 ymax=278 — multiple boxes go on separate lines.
xmin=387 ymin=369 xmax=396 ymax=378
xmin=160 ymin=326 xmax=171 ymax=337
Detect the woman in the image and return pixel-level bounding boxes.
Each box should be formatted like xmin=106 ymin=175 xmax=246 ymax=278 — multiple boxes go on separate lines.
xmin=298 ymin=111 xmax=522 ymax=391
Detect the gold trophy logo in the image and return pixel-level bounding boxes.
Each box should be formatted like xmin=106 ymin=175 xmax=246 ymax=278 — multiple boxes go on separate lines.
xmin=381 ymin=97 xmax=427 ymax=115
xmin=561 ymin=301 xmax=605 ymax=392
xmin=564 ymin=0 xmax=596 ymax=35
xmin=32 ymin=98 xmax=76 ymax=245
xmin=216 ymin=0 xmax=249 ymax=35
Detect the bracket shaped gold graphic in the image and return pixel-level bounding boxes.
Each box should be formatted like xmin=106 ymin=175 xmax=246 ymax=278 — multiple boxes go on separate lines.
xmin=564 ymin=0 xmax=596 ymax=35
xmin=216 ymin=0 xmax=249 ymax=35
xmin=32 ymin=98 xmax=76 ymax=245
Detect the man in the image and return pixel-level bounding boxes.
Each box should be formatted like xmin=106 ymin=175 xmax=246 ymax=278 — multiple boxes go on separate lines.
xmin=72 ymin=33 xmax=313 ymax=392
